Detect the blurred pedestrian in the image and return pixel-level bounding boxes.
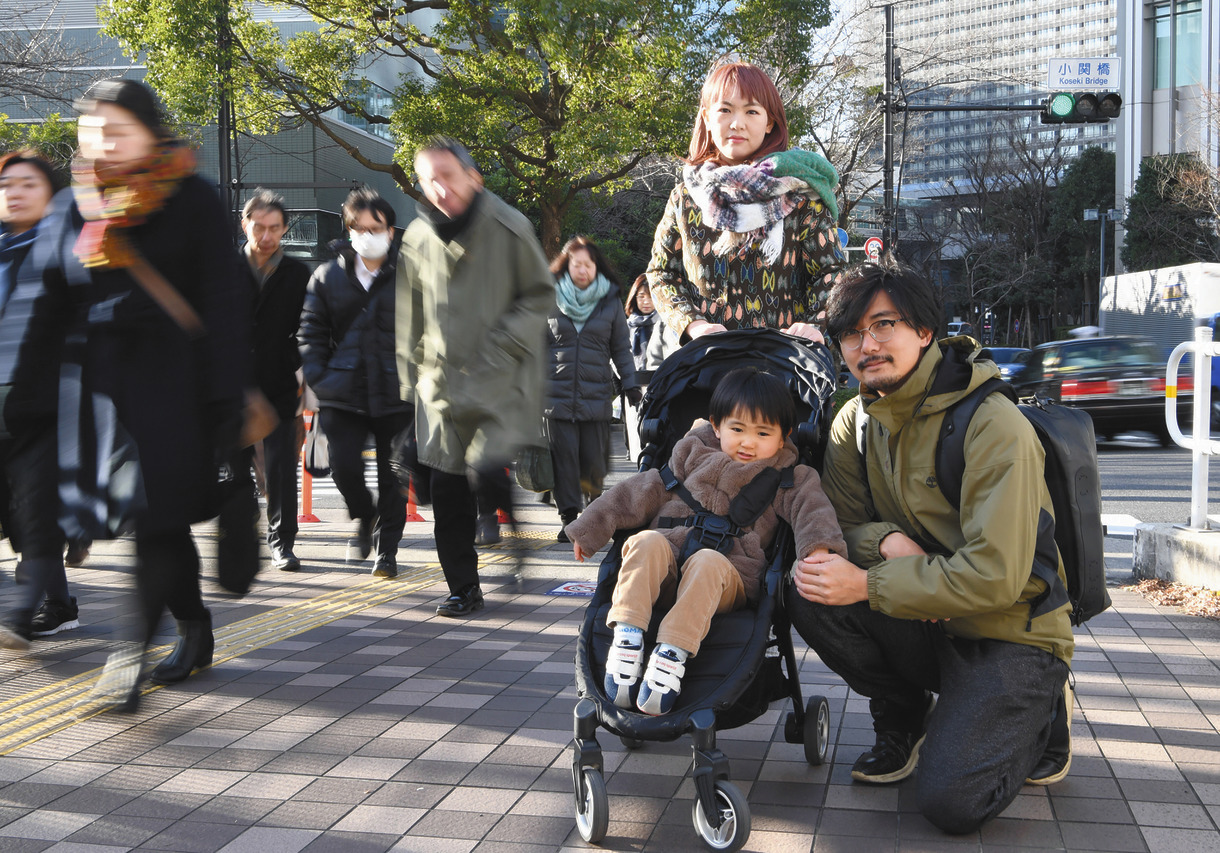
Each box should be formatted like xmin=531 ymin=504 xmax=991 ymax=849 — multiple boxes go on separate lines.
xmin=396 ymin=136 xmax=553 ymax=617
xmin=546 ymin=236 xmax=639 ymax=543
xmin=623 ymin=274 xmax=659 ymax=464
xmin=624 ymin=274 xmax=657 ymax=376
xmin=66 ymin=78 xmax=248 ymax=710
xmin=645 ymin=309 xmax=680 ymax=371
xmin=299 ymin=187 xmax=409 ymax=579
xmin=234 ymin=189 xmax=309 ymax=572
xmin=0 ymin=151 xmax=80 ymax=646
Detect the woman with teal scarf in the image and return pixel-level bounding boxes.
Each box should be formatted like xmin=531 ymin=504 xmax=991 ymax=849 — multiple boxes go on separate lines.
xmin=545 ymin=236 xmax=639 ymax=541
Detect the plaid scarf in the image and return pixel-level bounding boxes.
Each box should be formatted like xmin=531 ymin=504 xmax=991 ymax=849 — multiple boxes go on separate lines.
xmin=72 ymin=143 xmax=196 ymax=269
xmin=682 ymin=149 xmax=837 ymax=265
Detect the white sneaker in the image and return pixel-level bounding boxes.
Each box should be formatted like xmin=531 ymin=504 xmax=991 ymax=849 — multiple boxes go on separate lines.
xmin=603 ymin=641 xmax=643 ymax=709
xmin=637 ymin=647 xmax=686 ymax=716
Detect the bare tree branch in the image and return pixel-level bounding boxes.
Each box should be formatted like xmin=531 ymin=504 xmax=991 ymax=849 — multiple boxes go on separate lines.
xmin=0 ymin=0 xmax=102 ymax=108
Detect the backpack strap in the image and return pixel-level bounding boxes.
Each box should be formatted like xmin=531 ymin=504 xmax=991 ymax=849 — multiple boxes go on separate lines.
xmin=933 ymin=377 xmax=1014 ymax=510
xmin=933 ymin=377 xmax=1067 ymax=625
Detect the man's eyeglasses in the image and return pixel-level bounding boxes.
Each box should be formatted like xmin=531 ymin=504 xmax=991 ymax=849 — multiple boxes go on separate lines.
xmin=837 ymin=318 xmax=907 ymax=351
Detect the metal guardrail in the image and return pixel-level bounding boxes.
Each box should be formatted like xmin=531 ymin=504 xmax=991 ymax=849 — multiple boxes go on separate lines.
xmin=1165 ymin=326 xmax=1220 ymax=530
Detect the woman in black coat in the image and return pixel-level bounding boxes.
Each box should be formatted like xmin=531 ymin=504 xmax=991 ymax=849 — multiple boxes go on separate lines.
xmin=0 ymin=152 xmax=79 ymax=647
xmin=65 ymin=80 xmax=247 ymax=710
xmin=545 ymin=236 xmax=639 ymax=542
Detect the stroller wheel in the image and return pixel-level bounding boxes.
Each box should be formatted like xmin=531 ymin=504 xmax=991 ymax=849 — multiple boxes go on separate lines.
xmin=620 ymin=735 xmax=645 ymax=750
xmin=574 ymin=767 xmax=609 ymax=843
xmin=804 ymin=696 xmax=830 ymax=766
xmin=692 ymin=779 xmax=750 ymax=852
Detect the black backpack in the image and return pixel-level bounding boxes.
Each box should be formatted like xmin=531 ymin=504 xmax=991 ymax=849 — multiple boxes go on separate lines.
xmin=935 ymin=378 xmax=1111 ymax=626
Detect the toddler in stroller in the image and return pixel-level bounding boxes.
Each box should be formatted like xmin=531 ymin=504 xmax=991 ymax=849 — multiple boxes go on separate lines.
xmin=568 ymin=367 xmax=846 ymax=715
xmin=570 ymin=329 xmax=841 ymax=850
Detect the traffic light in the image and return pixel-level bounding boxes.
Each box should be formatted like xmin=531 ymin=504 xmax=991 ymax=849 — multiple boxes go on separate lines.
xmin=1040 ymin=91 xmax=1122 ymax=124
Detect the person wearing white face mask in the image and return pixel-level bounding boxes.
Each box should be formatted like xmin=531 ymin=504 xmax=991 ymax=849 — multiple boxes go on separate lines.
xmin=299 ymin=188 xmax=410 ymax=579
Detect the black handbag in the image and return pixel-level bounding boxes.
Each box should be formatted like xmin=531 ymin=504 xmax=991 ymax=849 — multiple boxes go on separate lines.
xmin=388 ymin=410 xmax=431 ymax=505
xmin=514 ymin=443 xmax=554 ymax=493
xmin=57 ymin=341 xmax=147 ymax=541
xmin=214 ymin=454 xmax=260 ymax=597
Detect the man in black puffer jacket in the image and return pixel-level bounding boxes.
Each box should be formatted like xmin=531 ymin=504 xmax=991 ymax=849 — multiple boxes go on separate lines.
xmin=299 ymin=188 xmax=409 ymax=579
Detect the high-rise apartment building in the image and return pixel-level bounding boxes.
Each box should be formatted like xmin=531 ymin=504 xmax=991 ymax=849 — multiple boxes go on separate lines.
xmin=887 ymin=0 xmax=1119 ymax=184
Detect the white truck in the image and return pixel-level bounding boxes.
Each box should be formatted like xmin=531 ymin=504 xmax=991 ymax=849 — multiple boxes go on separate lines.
xmin=1100 ymin=262 xmax=1220 ymax=426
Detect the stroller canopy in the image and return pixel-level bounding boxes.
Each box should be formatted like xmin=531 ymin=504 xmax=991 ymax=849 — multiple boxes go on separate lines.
xmin=636 ymin=329 xmax=838 ymax=472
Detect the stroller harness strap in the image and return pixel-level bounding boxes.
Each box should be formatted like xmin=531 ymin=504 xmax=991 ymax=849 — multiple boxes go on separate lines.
xmin=657 ymin=463 xmax=795 ymax=564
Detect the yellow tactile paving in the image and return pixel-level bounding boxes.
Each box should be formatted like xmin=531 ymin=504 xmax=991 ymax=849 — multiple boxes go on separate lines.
xmin=0 ymin=535 xmax=553 ymax=756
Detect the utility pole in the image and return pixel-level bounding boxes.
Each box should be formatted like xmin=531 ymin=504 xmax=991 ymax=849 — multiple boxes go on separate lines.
xmin=216 ymin=1 xmax=236 ymax=236
xmin=1083 ymin=208 xmax=1123 ymax=327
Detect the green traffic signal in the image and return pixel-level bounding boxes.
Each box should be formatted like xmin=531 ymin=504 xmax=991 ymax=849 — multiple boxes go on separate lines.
xmin=1040 ymin=91 xmax=1121 ymax=124
xmin=1045 ymin=92 xmax=1077 ymax=122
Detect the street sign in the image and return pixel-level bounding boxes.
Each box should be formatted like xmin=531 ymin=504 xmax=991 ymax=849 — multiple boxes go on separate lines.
xmin=1048 ymin=57 xmax=1120 ymax=90
xmin=837 ymin=228 xmax=849 ymax=250
xmin=864 ymin=237 xmax=883 ymax=260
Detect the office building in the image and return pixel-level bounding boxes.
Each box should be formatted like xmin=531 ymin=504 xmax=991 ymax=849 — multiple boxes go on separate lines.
xmin=0 ymin=0 xmax=416 ymax=260
xmin=1115 ymin=0 xmax=1218 ymax=271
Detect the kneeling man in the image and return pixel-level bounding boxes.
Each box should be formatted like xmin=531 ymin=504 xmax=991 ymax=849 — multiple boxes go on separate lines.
xmin=789 ymin=260 xmax=1073 ymax=834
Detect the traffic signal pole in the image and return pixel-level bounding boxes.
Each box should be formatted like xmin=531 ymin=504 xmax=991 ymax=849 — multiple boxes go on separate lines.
xmin=882 ymin=4 xmax=895 ymax=253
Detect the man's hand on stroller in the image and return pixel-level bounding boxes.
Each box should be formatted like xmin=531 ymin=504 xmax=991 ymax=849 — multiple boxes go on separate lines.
xmin=793 ymin=549 xmax=868 ymax=606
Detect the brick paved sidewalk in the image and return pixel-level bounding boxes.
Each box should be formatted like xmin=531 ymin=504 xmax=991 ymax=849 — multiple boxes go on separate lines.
xmin=0 ymin=450 xmax=1217 ymax=852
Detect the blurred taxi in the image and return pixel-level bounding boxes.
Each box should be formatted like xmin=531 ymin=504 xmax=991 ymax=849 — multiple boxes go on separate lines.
xmin=1010 ymin=336 xmax=1191 ymax=445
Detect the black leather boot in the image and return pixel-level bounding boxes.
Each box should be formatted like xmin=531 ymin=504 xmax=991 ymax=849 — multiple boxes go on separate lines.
xmin=150 ymin=610 xmax=215 ymax=685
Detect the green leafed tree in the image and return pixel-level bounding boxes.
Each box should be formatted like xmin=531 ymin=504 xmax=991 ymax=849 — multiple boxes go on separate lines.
xmin=1120 ymin=152 xmax=1220 ymax=272
xmin=0 ymin=113 xmax=77 ymax=181
xmin=102 ymin=0 xmax=831 ymax=255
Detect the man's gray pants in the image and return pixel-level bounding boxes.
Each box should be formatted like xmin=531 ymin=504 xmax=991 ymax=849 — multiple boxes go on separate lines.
xmin=786 ymin=591 xmax=1068 ymax=834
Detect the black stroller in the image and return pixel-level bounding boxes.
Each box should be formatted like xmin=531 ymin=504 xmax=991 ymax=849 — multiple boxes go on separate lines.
xmin=571 ymin=329 xmax=839 ymax=852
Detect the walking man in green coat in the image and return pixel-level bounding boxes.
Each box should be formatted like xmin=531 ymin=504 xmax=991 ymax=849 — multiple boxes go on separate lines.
xmin=396 ymin=137 xmax=553 ymax=617
xmin=787 ymin=260 xmax=1075 ymax=834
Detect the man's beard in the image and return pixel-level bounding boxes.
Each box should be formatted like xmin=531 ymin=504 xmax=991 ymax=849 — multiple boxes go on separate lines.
xmin=857 ymin=355 xmax=907 ymax=395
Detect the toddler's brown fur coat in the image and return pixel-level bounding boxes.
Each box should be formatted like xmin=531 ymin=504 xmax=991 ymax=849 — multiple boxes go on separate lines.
xmin=566 ymin=420 xmax=846 ymax=600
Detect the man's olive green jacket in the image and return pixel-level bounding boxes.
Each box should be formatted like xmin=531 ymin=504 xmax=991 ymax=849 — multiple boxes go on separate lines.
xmin=396 ymin=192 xmax=553 ymax=475
xmin=824 ymin=339 xmax=1074 ymax=665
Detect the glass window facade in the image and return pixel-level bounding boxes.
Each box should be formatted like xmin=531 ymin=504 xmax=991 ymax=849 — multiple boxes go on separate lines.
xmin=1154 ymin=0 xmax=1203 ymax=87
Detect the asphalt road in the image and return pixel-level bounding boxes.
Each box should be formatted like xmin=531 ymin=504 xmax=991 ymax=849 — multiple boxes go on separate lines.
xmin=1098 ymin=433 xmax=1220 ymax=525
